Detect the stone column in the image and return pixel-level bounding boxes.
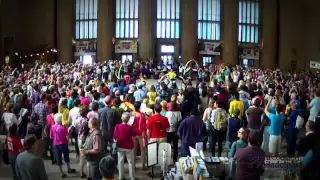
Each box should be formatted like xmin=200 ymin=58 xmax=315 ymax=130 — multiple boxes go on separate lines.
xmin=139 ymin=0 xmax=154 ymax=61
xmin=222 ymin=0 xmax=238 ymax=65
xmin=181 ymin=0 xmax=198 ymax=63
xmin=97 ymin=0 xmax=114 ymax=62
xmin=261 ymin=0 xmax=277 ymax=69
xmin=0 ymin=0 xmax=3 ymax=66
xmin=57 ymin=0 xmax=73 ymax=63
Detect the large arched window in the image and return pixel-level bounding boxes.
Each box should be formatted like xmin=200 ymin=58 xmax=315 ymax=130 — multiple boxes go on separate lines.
xmin=115 ymin=0 xmax=139 ymax=38
xmin=156 ymin=0 xmax=180 ymax=39
xmin=238 ymin=0 xmax=260 ymax=43
xmin=75 ymin=0 xmax=98 ymax=39
xmin=198 ymin=0 xmax=221 ymax=40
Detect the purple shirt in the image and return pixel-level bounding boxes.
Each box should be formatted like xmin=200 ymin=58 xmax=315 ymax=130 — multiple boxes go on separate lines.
xmin=32 ymin=91 xmax=40 ymax=106
xmin=177 ymin=115 xmax=204 ymax=147
xmin=50 ymin=124 xmax=68 ymax=146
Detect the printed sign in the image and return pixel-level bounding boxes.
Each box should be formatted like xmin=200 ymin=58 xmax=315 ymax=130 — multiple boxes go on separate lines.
xmin=310 ymin=61 xmax=320 ymax=69
xmin=240 ymin=46 xmax=260 ymax=60
xmin=115 ymin=40 xmax=138 ymax=53
xmin=74 ymin=40 xmax=97 ymax=56
xmin=199 ymin=42 xmax=221 ymax=55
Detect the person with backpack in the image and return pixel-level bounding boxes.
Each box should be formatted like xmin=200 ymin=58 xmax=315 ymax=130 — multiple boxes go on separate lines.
xmin=210 ymin=100 xmax=228 ymax=157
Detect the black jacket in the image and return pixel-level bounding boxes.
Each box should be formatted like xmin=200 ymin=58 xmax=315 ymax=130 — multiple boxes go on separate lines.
xmin=296 ymin=132 xmax=316 ymax=156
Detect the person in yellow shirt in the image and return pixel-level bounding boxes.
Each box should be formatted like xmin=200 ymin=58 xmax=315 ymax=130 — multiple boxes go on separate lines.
xmin=147 ymin=85 xmax=157 ymax=108
xmin=229 ymin=92 xmax=244 ymax=120
xmin=166 ymin=69 xmax=176 ymax=80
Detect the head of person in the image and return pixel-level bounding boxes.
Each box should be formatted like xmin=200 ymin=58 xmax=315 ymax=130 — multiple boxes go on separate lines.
xmin=79 ymin=105 xmax=89 ymax=117
xmin=88 ymin=117 xmax=99 ymax=129
xmin=134 ymin=101 xmax=141 ymax=112
xmin=71 ymin=91 xmax=78 ymax=99
xmin=40 ymin=93 xmax=46 ymax=102
xmin=121 ymin=112 xmax=130 ymax=123
xmin=54 ymin=113 xmax=63 ymax=124
xmin=23 ymin=134 xmax=37 ymax=152
xmin=154 ymin=103 xmax=162 ymax=114
xmin=150 ymin=85 xmax=156 ymax=92
xmin=306 ymin=120 xmax=315 ymax=133
xmin=92 ymin=102 xmax=99 ymax=111
xmin=234 ymin=92 xmax=240 ymax=100
xmin=104 ymin=95 xmax=112 ymax=106
xmin=99 ymin=156 xmax=116 ymax=179
xmin=73 ymin=99 xmax=81 ymax=108
xmin=248 ymin=131 xmax=261 ymax=147
xmin=253 ymin=98 xmax=261 ymax=108
xmin=160 ymin=100 xmax=167 ymax=111
xmin=114 ymin=97 xmax=122 ymax=107
xmin=8 ymin=123 xmax=19 ymax=137
xmin=214 ymin=100 xmax=224 ymax=109
xmin=61 ymin=98 xmax=68 ymax=108
xmin=6 ymin=102 xmax=14 ymax=113
xmin=237 ymin=127 xmax=249 ymax=140
xmin=93 ymin=92 xmax=101 ymax=101
xmin=315 ymin=89 xmax=320 ymax=98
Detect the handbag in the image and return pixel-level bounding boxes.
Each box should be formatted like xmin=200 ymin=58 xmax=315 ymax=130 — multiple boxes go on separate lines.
xmin=111 ymin=125 xmax=119 ymax=156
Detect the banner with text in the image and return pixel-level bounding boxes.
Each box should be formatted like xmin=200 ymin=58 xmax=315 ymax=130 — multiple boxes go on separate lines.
xmin=74 ymin=40 xmax=97 ymax=56
xmin=115 ymin=40 xmax=138 ymax=53
xmin=240 ymin=47 xmax=259 ymax=60
xmin=199 ymin=42 xmax=221 ymax=55
xmin=310 ymin=61 xmax=320 ymax=69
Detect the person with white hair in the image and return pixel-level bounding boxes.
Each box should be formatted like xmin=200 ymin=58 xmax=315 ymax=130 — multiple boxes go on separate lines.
xmin=50 ymin=113 xmax=76 ymax=178
xmin=113 ymin=112 xmax=136 ymax=180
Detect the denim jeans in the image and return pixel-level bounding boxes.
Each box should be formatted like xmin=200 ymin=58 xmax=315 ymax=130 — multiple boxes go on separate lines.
xmin=210 ymin=130 xmax=226 ymax=157
xmin=9 ymin=154 xmax=18 ymax=180
xmin=53 ymin=144 xmax=70 ymax=165
xmin=90 ymin=163 xmax=102 ymax=180
xmin=287 ymin=131 xmax=298 ymax=157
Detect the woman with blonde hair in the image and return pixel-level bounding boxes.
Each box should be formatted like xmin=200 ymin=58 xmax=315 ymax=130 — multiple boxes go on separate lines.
xmin=58 ymin=99 xmax=70 ymax=126
xmin=202 ymin=98 xmax=215 ymax=151
xmin=177 ymin=89 xmax=184 ymax=104
xmin=147 ymin=85 xmax=157 ymax=109
xmin=160 ymin=100 xmax=168 ymax=116
xmin=2 ymin=102 xmax=19 ymax=132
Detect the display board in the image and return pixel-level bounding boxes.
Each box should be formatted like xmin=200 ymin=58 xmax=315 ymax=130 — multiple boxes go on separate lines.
xmin=147 ymin=141 xmax=158 ymax=167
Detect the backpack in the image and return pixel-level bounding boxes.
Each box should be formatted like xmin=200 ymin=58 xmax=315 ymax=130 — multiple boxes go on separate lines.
xmin=205 ymin=109 xmax=214 ymax=131
xmin=213 ymin=109 xmax=228 ymax=131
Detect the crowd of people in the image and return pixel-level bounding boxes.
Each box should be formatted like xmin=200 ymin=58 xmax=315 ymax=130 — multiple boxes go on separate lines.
xmin=0 ymin=60 xmax=320 ymax=180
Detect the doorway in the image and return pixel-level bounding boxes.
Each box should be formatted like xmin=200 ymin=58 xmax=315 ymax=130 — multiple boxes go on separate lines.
xmin=160 ymin=45 xmax=175 ymax=65
xmin=202 ymin=56 xmax=217 ymax=66
xmin=121 ymin=54 xmax=133 ymax=64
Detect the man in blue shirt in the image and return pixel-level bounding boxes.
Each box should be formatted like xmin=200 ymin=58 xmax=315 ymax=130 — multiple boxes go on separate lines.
xmin=286 ymin=101 xmax=300 ymax=157
xmin=133 ymin=84 xmax=146 ymax=102
xmin=265 ymin=96 xmax=285 ymax=156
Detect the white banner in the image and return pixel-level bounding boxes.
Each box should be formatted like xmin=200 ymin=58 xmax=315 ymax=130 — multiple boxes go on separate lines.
xmin=115 ymin=40 xmax=138 ymax=53
xmin=310 ymin=61 xmax=320 ymax=69
xmin=240 ymin=47 xmax=259 ymax=60
xmin=199 ymin=42 xmax=221 ymax=55
xmin=74 ymin=40 xmax=97 ymax=56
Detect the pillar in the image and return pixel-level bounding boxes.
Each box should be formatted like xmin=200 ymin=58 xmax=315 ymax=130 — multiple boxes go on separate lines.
xmin=97 ymin=0 xmax=114 ymax=62
xmin=222 ymin=0 xmax=238 ymax=65
xmin=139 ymin=0 xmax=154 ymax=60
xmin=0 ymin=0 xmax=3 ymax=66
xmin=57 ymin=0 xmax=73 ymax=62
xmin=261 ymin=0 xmax=277 ymax=69
xmin=181 ymin=0 xmax=198 ymax=62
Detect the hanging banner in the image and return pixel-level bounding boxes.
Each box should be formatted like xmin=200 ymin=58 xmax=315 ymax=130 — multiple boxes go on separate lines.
xmin=310 ymin=61 xmax=320 ymax=69
xmin=199 ymin=42 xmax=221 ymax=55
xmin=240 ymin=46 xmax=260 ymax=60
xmin=115 ymin=40 xmax=138 ymax=53
xmin=74 ymin=40 xmax=97 ymax=56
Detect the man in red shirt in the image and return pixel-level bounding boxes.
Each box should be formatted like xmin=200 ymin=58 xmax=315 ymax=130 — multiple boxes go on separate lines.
xmin=147 ymin=104 xmax=170 ymax=143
